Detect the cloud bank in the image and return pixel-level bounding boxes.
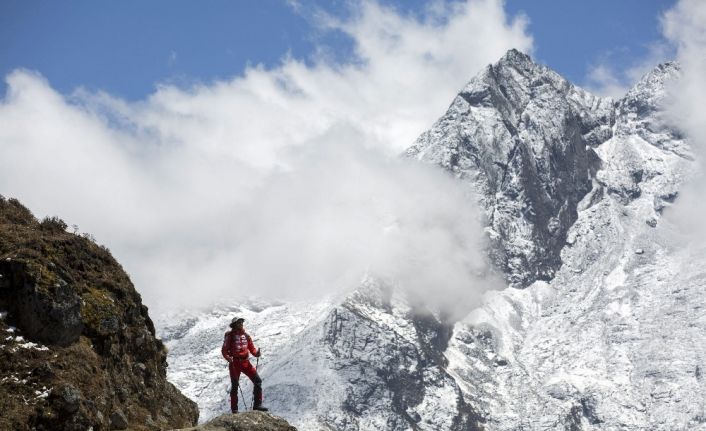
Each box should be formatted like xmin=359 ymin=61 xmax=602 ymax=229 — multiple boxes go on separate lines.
xmin=0 ymin=0 xmax=530 ymax=312
xmin=662 ymin=0 xmax=706 ymax=149
xmin=659 ymin=0 xmax=706 ymax=239
xmin=585 ymin=43 xmax=671 ymax=98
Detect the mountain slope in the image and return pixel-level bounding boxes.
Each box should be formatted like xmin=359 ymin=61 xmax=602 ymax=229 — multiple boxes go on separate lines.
xmin=445 ymin=61 xmax=704 ymax=429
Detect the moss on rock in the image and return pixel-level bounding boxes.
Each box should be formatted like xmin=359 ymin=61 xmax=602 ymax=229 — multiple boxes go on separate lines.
xmin=0 ymin=196 xmax=199 ymax=430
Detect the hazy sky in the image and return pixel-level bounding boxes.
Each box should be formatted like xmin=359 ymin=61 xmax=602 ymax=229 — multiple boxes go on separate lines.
xmin=0 ymin=0 xmax=700 ymax=314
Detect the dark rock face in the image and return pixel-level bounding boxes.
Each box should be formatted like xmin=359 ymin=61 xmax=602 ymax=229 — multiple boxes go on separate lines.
xmin=175 ymin=412 xmax=297 ymax=431
xmin=109 ymin=409 xmax=129 ymax=430
xmin=318 ymin=282 xmax=483 ymax=431
xmin=56 ymin=384 xmax=82 ymax=414
xmin=408 ymin=49 xmax=613 ymax=287
xmin=0 ymin=196 xmax=198 ymax=430
xmin=0 ymin=260 xmax=83 ymax=346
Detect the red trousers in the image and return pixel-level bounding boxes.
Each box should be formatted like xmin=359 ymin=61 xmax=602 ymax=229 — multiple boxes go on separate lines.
xmin=229 ymin=358 xmax=262 ymax=412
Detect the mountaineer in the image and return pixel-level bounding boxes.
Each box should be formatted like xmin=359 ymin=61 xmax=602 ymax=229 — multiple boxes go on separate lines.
xmin=221 ymin=317 xmax=268 ymax=413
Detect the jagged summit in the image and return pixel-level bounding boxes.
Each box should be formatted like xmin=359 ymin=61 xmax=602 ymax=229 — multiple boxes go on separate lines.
xmin=497 ymin=48 xmax=533 ymax=65
xmin=490 ymin=48 xmax=562 ymax=84
xmin=406 ymin=50 xmax=686 ymax=289
xmin=409 ymin=49 xmax=615 ymax=287
xmin=457 ymin=48 xmax=572 ymax=113
xmin=493 ymin=48 xmax=679 ymax=102
xmin=618 ymin=60 xmax=681 ymax=126
xmin=625 ymin=61 xmax=680 ymax=101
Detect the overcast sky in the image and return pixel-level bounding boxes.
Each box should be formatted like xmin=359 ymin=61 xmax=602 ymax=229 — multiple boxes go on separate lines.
xmin=0 ymin=0 xmax=701 ymax=313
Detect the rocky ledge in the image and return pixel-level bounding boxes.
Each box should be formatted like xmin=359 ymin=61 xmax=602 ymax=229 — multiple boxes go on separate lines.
xmin=0 ymin=196 xmax=198 ymax=430
xmin=174 ymin=412 xmax=297 ymax=431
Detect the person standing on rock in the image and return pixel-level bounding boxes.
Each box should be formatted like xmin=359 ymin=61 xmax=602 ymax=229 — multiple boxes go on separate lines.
xmin=222 ymin=317 xmax=268 ymax=413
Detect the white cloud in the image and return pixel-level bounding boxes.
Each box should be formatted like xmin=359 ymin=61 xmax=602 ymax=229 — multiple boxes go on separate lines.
xmin=585 ymin=43 xmax=672 ymax=98
xmin=659 ymin=0 xmax=706 ymax=240
xmin=0 ymin=0 xmax=530 ymax=313
xmin=586 ymin=63 xmax=629 ymax=98
xmin=661 ymin=0 xmax=706 ymax=151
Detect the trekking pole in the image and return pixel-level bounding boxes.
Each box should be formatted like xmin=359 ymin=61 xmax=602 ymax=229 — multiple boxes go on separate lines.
xmin=251 ymin=354 xmax=260 ymax=410
xmin=238 ymin=375 xmax=247 ymax=411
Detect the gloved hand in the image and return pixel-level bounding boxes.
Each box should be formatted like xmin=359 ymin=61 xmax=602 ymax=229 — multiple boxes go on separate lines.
xmin=226 ymin=356 xmax=233 ymax=363
xmin=255 ymin=349 xmax=262 ymax=357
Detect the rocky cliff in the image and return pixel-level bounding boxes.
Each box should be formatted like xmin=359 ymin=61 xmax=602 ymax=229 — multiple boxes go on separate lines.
xmin=0 ymin=197 xmax=198 ymax=430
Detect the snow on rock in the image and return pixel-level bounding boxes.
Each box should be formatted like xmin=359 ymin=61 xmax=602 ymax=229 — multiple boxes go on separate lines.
xmin=446 ymin=58 xmax=704 ymax=430
xmin=407 ymin=48 xmax=610 ymax=288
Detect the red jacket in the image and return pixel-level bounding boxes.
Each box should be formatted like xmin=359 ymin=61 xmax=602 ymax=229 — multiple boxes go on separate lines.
xmin=222 ymin=329 xmax=258 ymax=361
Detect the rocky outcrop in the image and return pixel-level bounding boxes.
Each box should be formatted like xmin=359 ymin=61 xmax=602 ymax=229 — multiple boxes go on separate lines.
xmin=174 ymin=412 xmax=297 ymax=431
xmin=408 ymin=49 xmax=613 ymax=287
xmin=0 ymin=197 xmax=198 ymax=430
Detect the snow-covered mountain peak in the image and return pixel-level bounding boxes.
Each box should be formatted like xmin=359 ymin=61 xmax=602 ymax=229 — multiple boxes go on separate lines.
xmin=616 ymin=62 xmax=690 ymax=159
xmin=622 ymin=61 xmax=680 ymax=110
xmin=408 ymin=50 xmax=613 ymax=288
xmin=458 ymin=48 xmax=575 ymax=117
xmin=462 ymin=49 xmax=612 ymax=120
xmin=497 ymin=47 xmax=533 ymax=65
xmin=445 ymin=57 xmax=702 ymax=430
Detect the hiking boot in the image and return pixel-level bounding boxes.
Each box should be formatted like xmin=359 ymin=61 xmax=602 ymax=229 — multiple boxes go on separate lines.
xmin=253 ymin=404 xmax=269 ymax=412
